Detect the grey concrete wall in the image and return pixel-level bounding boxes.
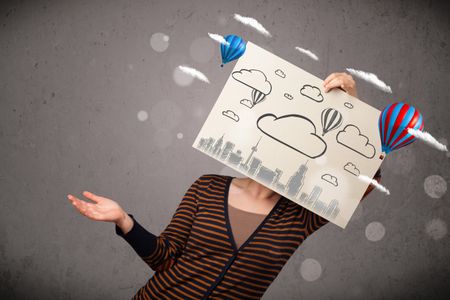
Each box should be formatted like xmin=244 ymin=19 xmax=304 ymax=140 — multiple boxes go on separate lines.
xmin=1 ymin=0 xmax=449 ymax=299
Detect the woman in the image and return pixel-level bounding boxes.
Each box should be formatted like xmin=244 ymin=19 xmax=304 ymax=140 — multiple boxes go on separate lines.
xmin=68 ymin=72 xmax=382 ymax=300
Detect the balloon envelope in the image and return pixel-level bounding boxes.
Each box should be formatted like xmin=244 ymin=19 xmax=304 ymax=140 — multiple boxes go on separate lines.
xmin=321 ymin=108 xmax=343 ymax=136
xmin=220 ymin=35 xmax=246 ymax=66
xmin=251 ymin=89 xmax=266 ymax=105
xmin=378 ymin=102 xmax=424 ymax=154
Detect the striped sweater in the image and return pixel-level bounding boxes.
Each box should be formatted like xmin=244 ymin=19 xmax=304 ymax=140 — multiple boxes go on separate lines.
xmin=115 ymin=174 xmax=335 ymax=299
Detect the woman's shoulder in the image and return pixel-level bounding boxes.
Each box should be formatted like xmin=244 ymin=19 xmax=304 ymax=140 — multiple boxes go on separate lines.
xmin=194 ymin=173 xmax=230 ymax=187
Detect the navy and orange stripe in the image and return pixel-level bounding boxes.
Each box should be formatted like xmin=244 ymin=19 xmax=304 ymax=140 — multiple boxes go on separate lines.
xmin=116 ymin=174 xmax=337 ymax=299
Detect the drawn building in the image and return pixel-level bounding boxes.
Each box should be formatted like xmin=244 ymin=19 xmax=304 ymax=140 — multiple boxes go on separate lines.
xmin=313 ymin=199 xmax=328 ymax=214
xmin=248 ymin=157 xmax=262 ymax=176
xmin=212 ymin=134 xmax=224 ymax=157
xmin=228 ymin=150 xmax=243 ymax=166
xmin=205 ymin=137 xmax=214 ymax=152
xmin=331 ymin=206 xmax=340 ymax=219
xmin=256 ymin=166 xmax=276 ymax=185
xmin=220 ymin=141 xmax=234 ymax=161
xmin=273 ymin=168 xmax=283 ymax=186
xmin=275 ymin=182 xmax=286 ymax=192
xmin=285 ymin=163 xmax=308 ymax=199
xmin=325 ymin=199 xmax=339 ymax=218
xmin=298 ymin=192 xmax=308 ymax=203
xmin=305 ymin=186 xmax=322 ymax=207
xmin=197 ymin=138 xmax=206 ymax=150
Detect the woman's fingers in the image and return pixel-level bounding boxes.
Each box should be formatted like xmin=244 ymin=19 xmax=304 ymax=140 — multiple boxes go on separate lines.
xmin=324 ymin=77 xmax=344 ymax=92
xmin=68 ymin=194 xmax=99 ymax=219
xmin=82 ymin=191 xmax=102 ymax=203
xmin=323 ymin=72 xmax=357 ymax=97
xmin=68 ymin=194 xmax=87 ymax=211
xmin=323 ymin=72 xmax=340 ymax=86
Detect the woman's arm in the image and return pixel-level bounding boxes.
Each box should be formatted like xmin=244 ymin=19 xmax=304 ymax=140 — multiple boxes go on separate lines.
xmin=115 ymin=175 xmax=204 ymax=272
xmin=361 ymin=168 xmax=382 ymax=202
xmin=68 ymin=175 xmax=204 ymax=272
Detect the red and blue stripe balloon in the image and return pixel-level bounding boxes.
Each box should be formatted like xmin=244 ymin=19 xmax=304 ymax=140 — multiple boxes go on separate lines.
xmin=220 ymin=35 xmax=246 ymax=67
xmin=378 ymin=102 xmax=424 ymax=154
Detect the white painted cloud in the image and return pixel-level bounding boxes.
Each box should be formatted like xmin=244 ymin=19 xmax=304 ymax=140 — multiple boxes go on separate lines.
xmin=207 ymin=32 xmax=229 ymax=46
xmin=233 ymin=13 xmax=272 ymax=37
xmin=358 ymin=174 xmax=390 ymax=195
xmin=407 ymin=128 xmax=448 ymax=152
xmin=178 ymin=65 xmax=210 ymax=83
xmin=232 ymin=69 xmax=272 ymax=94
xmin=295 ymin=47 xmax=319 ymax=61
xmin=346 ymin=68 xmax=392 ymax=93
xmin=256 ymin=113 xmax=326 ymax=158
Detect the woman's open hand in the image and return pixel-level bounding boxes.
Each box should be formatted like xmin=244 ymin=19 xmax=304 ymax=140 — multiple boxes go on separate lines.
xmin=323 ymin=72 xmax=358 ymax=98
xmin=67 ymin=191 xmax=125 ymax=224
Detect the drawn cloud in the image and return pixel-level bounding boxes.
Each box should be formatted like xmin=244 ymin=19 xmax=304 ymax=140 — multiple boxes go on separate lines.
xmin=284 ymin=93 xmax=293 ymax=100
xmin=344 ymin=102 xmax=354 ymax=109
xmin=321 ymin=174 xmax=338 ymax=186
xmin=275 ymin=69 xmax=286 ymax=78
xmin=344 ymin=162 xmax=360 ymax=176
xmin=222 ymin=110 xmax=239 ymax=122
xmin=256 ymin=113 xmax=327 ymax=158
xmin=239 ymin=99 xmax=253 ymax=108
xmin=232 ymin=69 xmax=272 ymax=95
xmin=336 ymin=125 xmax=375 ymax=158
xmin=300 ymin=84 xmax=324 ymax=102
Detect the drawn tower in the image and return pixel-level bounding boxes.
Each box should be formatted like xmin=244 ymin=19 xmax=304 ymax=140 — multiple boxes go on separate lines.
xmin=241 ymin=136 xmax=262 ymax=171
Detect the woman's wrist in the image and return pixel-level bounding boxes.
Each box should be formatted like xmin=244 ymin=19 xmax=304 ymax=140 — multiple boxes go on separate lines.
xmin=116 ymin=211 xmax=134 ymax=235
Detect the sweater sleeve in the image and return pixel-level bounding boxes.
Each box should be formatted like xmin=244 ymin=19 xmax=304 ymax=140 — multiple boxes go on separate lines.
xmin=305 ymin=209 xmax=330 ymax=237
xmin=115 ymin=175 xmax=203 ymax=271
xmin=305 ymin=168 xmax=382 ymax=236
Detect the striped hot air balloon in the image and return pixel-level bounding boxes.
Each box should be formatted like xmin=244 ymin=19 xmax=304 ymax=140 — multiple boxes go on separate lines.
xmin=379 ymin=102 xmax=424 ymax=154
xmin=220 ymin=35 xmax=246 ymax=67
xmin=251 ymin=89 xmax=267 ymax=105
xmin=321 ymin=108 xmax=343 ymax=136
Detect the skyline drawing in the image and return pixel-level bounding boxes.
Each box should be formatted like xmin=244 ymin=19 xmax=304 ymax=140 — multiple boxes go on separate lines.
xmin=196 ymin=132 xmax=342 ymax=220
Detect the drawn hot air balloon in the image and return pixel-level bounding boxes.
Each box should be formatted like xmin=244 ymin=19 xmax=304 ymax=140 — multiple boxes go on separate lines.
xmin=251 ymin=88 xmax=267 ymax=105
xmin=220 ymin=34 xmax=246 ymax=67
xmin=321 ymin=108 xmax=343 ymax=136
xmin=378 ymin=102 xmax=424 ymax=154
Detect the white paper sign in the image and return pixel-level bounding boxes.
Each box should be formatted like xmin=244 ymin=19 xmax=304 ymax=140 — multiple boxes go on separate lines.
xmin=193 ymin=41 xmax=384 ymax=228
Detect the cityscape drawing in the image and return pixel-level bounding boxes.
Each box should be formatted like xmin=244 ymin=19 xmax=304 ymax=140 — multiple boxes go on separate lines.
xmin=195 ymin=132 xmax=341 ymax=220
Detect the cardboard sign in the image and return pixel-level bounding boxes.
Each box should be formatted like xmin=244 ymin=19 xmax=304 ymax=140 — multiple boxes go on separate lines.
xmin=192 ymin=41 xmax=384 ymax=228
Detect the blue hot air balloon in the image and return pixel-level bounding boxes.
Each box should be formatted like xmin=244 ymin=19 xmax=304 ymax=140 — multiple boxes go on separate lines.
xmin=220 ymin=35 xmax=246 ymax=67
xmin=378 ymin=102 xmax=424 ymax=154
